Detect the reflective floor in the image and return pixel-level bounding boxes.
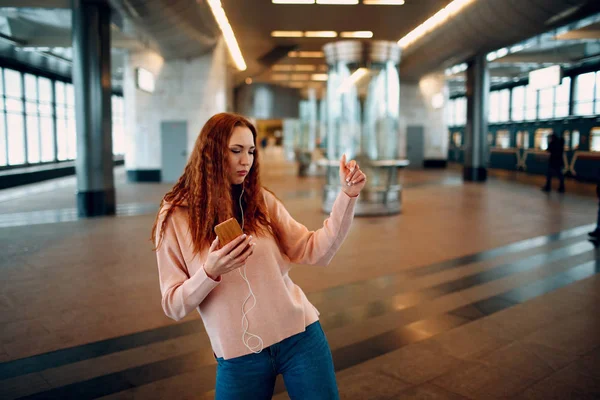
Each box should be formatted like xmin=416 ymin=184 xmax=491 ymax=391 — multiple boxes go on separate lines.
xmin=1 ymin=158 xmax=599 ymax=399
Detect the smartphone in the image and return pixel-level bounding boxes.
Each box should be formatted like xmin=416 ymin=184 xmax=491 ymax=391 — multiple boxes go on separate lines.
xmin=214 ymin=218 xmax=244 ymax=248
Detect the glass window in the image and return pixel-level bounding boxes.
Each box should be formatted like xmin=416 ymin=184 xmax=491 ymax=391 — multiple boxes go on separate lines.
xmin=575 ymin=72 xmax=595 ymax=115
xmin=455 ymin=97 xmax=466 ymax=126
xmin=7 ymin=113 xmax=25 ymax=165
xmin=66 ymin=84 xmax=74 ymax=106
xmin=498 ymin=89 xmax=510 ymax=122
xmin=572 ymin=130 xmax=580 ymax=150
xmin=488 ymin=132 xmax=493 ymax=145
xmin=525 ymin=86 xmax=537 ymax=121
xmin=26 ymin=115 xmax=40 ymax=163
xmin=538 ymin=87 xmax=554 ymax=119
xmin=496 ymin=130 xmax=510 ymax=148
xmin=38 ymin=77 xmax=52 ymax=103
xmin=0 ymin=113 xmax=6 ymax=166
xmin=511 ymin=86 xmax=525 ymax=121
xmin=590 ymin=128 xmax=600 ymax=152
xmin=447 ymin=99 xmax=455 ymax=126
xmin=489 ymin=91 xmax=499 ymax=123
xmin=40 ymin=115 xmax=54 ymax=162
xmin=57 ymin=117 xmax=68 ymax=161
xmin=24 ymin=74 xmax=37 ymax=101
xmin=4 ymin=69 xmax=22 ymax=98
xmin=534 ymin=128 xmax=553 ymax=150
xmin=55 ymin=81 xmax=65 ymax=104
xmin=555 ymin=77 xmax=570 ymax=118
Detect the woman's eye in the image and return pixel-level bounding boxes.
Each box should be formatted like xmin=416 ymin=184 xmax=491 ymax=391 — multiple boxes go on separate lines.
xmin=249 ymin=152 xmax=255 ymax=155
xmin=231 ymin=149 xmax=240 ymax=154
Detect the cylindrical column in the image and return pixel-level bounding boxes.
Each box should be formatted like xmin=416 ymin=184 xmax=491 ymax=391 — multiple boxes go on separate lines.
xmin=72 ymin=0 xmax=115 ymax=217
xmin=322 ymin=40 xmax=408 ymax=216
xmin=463 ymin=53 xmax=489 ymax=182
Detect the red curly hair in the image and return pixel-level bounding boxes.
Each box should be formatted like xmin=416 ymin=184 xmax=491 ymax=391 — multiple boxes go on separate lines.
xmin=151 ymin=113 xmax=277 ymax=254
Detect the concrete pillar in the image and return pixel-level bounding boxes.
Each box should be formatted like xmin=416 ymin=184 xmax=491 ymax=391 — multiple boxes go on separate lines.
xmin=463 ymin=53 xmax=489 ymax=182
xmin=71 ymin=0 xmax=115 ymax=216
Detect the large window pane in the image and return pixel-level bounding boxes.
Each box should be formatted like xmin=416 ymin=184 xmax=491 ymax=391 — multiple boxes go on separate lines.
xmin=0 ymin=113 xmax=6 ymax=166
xmin=38 ymin=77 xmax=52 ymax=103
xmin=24 ymin=74 xmax=37 ymax=101
xmin=489 ymin=91 xmax=499 ymax=123
xmin=0 ymin=68 xmax=4 ymax=95
xmin=57 ymin=118 xmax=68 ymax=161
xmin=26 ymin=115 xmax=40 ymax=163
xmin=4 ymin=69 xmax=22 ymax=97
xmin=575 ymin=72 xmax=595 ymax=115
xmin=534 ymin=128 xmax=553 ymax=150
xmin=591 ymin=128 xmax=600 ymax=152
xmin=40 ymin=116 xmax=55 ymax=162
xmin=6 ymin=98 xmax=22 ymax=113
xmin=67 ymin=107 xmax=76 ymax=159
xmin=511 ymin=86 xmax=525 ymax=121
xmin=539 ymin=87 xmax=554 ymax=119
xmin=55 ymin=81 xmax=65 ymax=104
xmin=555 ymin=77 xmax=570 ymax=118
xmin=7 ymin=113 xmax=25 ymax=165
xmin=525 ymin=86 xmax=537 ymax=120
xmin=499 ymin=89 xmax=510 ymax=122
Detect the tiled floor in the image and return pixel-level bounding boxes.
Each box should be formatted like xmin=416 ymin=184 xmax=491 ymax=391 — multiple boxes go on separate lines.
xmin=1 ymin=157 xmax=600 ymax=399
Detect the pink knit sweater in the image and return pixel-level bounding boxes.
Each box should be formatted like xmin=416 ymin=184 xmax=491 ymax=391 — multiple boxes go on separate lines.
xmin=156 ymin=188 xmax=357 ymax=360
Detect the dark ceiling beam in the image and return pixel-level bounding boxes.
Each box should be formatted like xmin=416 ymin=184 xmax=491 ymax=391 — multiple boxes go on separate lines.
xmin=0 ymin=0 xmax=69 ymax=7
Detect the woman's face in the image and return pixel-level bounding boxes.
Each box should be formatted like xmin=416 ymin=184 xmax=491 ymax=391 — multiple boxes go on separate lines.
xmin=227 ymin=126 xmax=255 ymax=185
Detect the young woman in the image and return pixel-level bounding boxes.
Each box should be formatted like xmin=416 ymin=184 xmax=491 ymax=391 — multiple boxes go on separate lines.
xmin=152 ymin=113 xmax=366 ymax=399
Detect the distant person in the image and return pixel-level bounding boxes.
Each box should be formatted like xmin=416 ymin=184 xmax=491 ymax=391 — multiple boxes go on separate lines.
xmin=589 ymin=167 xmax=600 ymax=239
xmin=151 ymin=113 xmax=366 ymax=399
xmin=542 ymin=133 xmax=565 ymax=193
xmin=260 ymin=136 xmax=268 ymax=149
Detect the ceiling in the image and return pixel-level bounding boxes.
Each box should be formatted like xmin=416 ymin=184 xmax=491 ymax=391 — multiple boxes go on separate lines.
xmin=219 ymin=0 xmax=451 ymax=86
xmin=1 ymin=0 xmax=600 ymax=95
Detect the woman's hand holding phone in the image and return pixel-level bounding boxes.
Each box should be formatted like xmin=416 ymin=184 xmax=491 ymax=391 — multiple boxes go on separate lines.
xmin=204 ymin=234 xmax=255 ymax=280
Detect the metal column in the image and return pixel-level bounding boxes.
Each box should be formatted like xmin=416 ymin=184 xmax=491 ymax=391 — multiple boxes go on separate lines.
xmin=463 ymin=53 xmax=489 ymax=182
xmin=72 ymin=0 xmax=115 ymax=216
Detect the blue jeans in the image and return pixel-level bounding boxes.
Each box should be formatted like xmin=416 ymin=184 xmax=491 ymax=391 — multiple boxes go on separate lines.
xmin=215 ymin=321 xmax=339 ymax=400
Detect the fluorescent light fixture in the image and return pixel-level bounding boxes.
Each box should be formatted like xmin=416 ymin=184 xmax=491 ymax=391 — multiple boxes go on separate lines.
xmin=311 ymin=73 xmax=328 ymax=81
xmin=288 ymin=51 xmax=325 ymax=58
xmin=271 ymin=31 xmax=304 ymax=37
xmin=510 ymin=44 xmax=525 ymax=53
xmin=316 ymin=0 xmax=358 ymax=4
xmin=272 ymin=74 xmax=290 ymax=81
xmin=529 ymin=65 xmax=562 ymax=90
xmin=340 ymin=31 xmax=373 ymax=38
xmin=496 ymin=47 xmax=508 ymax=58
xmin=487 ymin=51 xmax=498 ymax=62
xmin=338 ymin=67 xmax=368 ymax=93
xmin=398 ymin=0 xmax=475 ymax=49
xmin=364 ymin=0 xmax=405 ymax=4
xmin=305 ymin=31 xmax=338 ymax=38
xmin=207 ymin=0 xmax=247 ymax=71
xmin=272 ymin=0 xmax=314 ymax=3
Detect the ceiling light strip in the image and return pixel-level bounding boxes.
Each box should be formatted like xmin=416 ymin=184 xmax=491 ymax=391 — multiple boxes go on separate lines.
xmin=363 ymin=0 xmax=405 ymax=4
xmin=271 ymin=31 xmax=305 ymax=37
xmin=206 ymin=0 xmax=247 ymax=71
xmin=316 ymin=0 xmax=358 ymax=4
xmin=340 ymin=31 xmax=373 ymax=38
xmin=398 ymin=0 xmax=476 ymax=49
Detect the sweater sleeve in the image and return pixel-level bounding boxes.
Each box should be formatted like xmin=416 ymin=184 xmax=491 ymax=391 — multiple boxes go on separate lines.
xmin=266 ymin=189 xmax=357 ymax=266
xmin=156 ymin=208 xmax=220 ymax=321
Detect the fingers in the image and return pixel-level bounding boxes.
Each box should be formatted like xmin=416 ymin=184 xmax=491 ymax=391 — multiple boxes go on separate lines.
xmin=339 ymin=153 xmax=347 ymax=169
xmin=228 ymin=235 xmax=253 ymax=259
xmin=209 ymin=236 xmax=219 ymax=253
xmin=345 ymin=163 xmax=360 ymax=183
xmin=346 ymin=160 xmax=357 ymax=172
xmin=352 ymin=171 xmax=367 ymax=185
xmin=232 ymin=242 xmax=256 ymax=265
xmin=218 ymin=233 xmax=247 ymax=255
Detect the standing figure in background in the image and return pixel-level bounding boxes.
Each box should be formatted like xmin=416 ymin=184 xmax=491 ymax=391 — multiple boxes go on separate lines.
xmin=542 ymin=133 xmax=565 ymax=193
